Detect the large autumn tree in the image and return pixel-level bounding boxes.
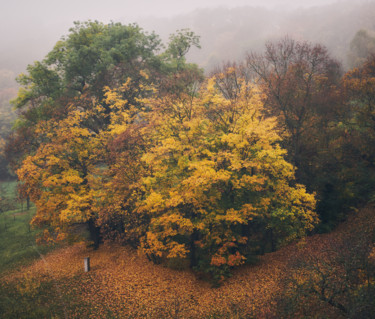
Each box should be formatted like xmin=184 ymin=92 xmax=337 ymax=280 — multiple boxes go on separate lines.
xmin=16 ymin=102 xmax=106 ymax=246
xmin=17 ymin=68 xmax=317 ymax=279
xmin=117 ymin=69 xmax=317 ymax=281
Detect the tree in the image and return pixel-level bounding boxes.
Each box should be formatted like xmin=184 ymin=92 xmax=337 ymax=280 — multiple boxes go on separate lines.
xmin=11 ymin=21 xmax=205 ymax=249
xmin=348 ymin=29 xmax=375 ymax=69
xmin=134 ymin=70 xmax=317 ymax=281
xmin=246 ymin=38 xmax=345 ymax=227
xmin=163 ymin=29 xmax=201 ymax=71
xmin=16 ymin=103 xmax=105 ymax=247
xmin=336 ymin=54 xmax=375 ymax=207
xmin=14 ymin=74 xmax=155 ymax=248
xmin=246 ymin=38 xmax=342 ymax=174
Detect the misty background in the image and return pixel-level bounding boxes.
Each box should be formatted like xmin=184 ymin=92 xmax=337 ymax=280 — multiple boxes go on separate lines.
xmin=0 ymin=0 xmax=375 ymax=151
xmin=1 ymin=0 xmax=375 ymax=75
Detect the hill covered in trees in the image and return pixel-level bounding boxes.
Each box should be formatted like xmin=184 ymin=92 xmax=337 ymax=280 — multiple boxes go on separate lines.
xmin=1 ymin=6 xmax=375 ymax=316
xmin=139 ymin=0 xmax=375 ymax=70
xmin=5 ymin=18 xmax=375 ymax=275
xmin=1 ymin=1 xmax=375 ymax=73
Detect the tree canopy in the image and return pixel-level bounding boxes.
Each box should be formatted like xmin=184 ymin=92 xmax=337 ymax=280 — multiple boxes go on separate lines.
xmin=18 ymin=22 xmax=374 ymax=282
xmin=15 ymin=63 xmax=317 ymax=281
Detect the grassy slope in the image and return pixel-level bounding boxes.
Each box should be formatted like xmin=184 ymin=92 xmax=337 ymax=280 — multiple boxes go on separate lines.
xmin=0 ymin=181 xmax=52 ymax=273
xmin=0 ymin=207 xmax=35 ymax=271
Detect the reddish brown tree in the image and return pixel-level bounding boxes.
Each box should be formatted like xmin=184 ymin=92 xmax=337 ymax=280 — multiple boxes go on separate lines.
xmin=246 ymin=38 xmax=342 ymax=176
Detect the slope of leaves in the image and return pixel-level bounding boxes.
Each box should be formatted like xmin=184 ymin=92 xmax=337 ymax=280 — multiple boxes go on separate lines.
xmin=0 ymin=242 xmax=285 ymax=318
xmin=1 ymin=206 xmax=374 ymax=318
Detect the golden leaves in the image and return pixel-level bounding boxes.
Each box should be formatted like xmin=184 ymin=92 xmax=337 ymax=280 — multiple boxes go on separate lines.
xmin=134 ymin=73 xmax=317 ymax=277
xmin=16 ymin=71 xmax=317 ymax=279
xmin=16 ymin=96 xmax=107 ymax=243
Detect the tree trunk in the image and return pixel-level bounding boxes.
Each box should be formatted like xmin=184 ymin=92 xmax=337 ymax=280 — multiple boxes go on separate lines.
xmin=88 ymin=218 xmax=100 ymax=250
xmin=189 ymin=231 xmax=199 ymax=268
xmin=266 ymin=228 xmax=276 ymax=252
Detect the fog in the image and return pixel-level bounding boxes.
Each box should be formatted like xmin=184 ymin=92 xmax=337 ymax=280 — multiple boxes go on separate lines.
xmin=0 ymin=0 xmax=374 ymax=72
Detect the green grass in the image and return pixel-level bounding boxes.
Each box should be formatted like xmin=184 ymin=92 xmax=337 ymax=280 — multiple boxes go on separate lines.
xmin=0 ymin=180 xmax=52 ymax=274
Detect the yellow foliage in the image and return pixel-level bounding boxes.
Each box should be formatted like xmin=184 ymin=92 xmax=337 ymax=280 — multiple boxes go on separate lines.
xmin=133 ymin=73 xmax=317 ymax=275
xmin=16 ymin=71 xmax=317 ymax=278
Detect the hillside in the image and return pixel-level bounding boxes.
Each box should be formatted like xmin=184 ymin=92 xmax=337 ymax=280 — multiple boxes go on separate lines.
xmin=1 ymin=207 xmax=374 ymax=318
xmin=2 ymin=1 xmax=375 ymax=74
xmin=138 ymin=0 xmax=375 ymax=70
xmin=2 ymin=11 xmax=375 ymax=318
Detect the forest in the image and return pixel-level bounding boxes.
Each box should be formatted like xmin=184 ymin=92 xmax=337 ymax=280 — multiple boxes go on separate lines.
xmin=1 ymin=2 xmax=375 ymax=317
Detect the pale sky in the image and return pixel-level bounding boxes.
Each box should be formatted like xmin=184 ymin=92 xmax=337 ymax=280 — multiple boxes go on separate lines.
xmin=1 ymin=0 xmax=343 ymax=40
xmin=0 ymin=0 xmax=361 ymax=71
xmin=2 ymin=0 xmax=340 ymax=23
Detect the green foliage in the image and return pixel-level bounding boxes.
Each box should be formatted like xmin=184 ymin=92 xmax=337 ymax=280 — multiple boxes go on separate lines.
xmin=13 ymin=20 xmax=162 ymax=111
xmin=164 ymin=29 xmax=201 ymax=70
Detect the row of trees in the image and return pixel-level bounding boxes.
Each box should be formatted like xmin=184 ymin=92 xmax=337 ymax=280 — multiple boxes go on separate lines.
xmin=6 ymin=21 xmax=375 ymax=281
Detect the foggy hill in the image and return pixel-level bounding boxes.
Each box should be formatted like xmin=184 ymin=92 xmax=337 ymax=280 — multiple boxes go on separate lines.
xmin=1 ymin=1 xmax=375 ymax=75
xmin=137 ymin=0 xmax=375 ymax=71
